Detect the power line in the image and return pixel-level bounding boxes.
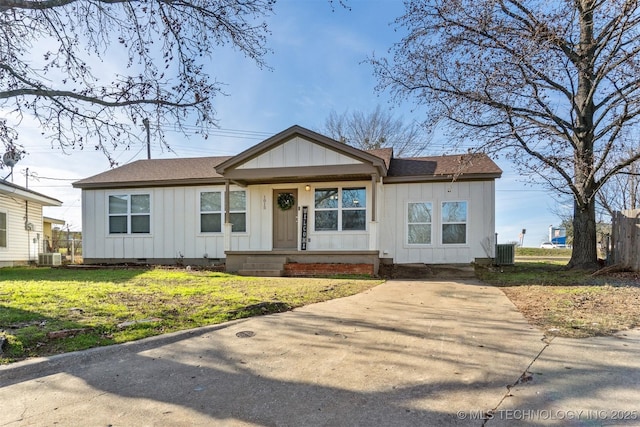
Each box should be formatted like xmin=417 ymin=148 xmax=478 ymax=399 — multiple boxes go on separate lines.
xmin=496 ymin=189 xmax=548 ymax=192
xmin=28 ymin=175 xmax=78 ymax=181
xmin=28 ymin=185 xmax=77 ymax=188
xmin=155 ymin=124 xmax=274 ymax=137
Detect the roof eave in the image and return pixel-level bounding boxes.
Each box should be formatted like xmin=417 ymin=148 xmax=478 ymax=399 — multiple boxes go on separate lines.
xmin=73 ymin=177 xmax=227 ymax=190
xmin=0 ymin=182 xmax=63 ymax=206
xmin=383 ymin=172 xmax=502 ymax=184
xmin=44 ymin=216 xmax=66 ymax=225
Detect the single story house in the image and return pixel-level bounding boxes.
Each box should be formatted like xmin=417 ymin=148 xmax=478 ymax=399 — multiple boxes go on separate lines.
xmin=1 ymin=179 xmax=63 ymax=267
xmin=43 ymin=216 xmax=66 ymax=252
xmin=73 ymin=125 xmax=502 ymax=275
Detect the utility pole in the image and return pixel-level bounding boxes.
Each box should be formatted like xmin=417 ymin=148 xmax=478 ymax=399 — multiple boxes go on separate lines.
xmin=143 ymin=118 xmax=151 ymax=160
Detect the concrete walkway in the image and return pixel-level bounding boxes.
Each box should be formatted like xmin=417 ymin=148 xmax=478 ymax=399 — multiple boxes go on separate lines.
xmin=1 ymin=280 xmax=639 ymax=426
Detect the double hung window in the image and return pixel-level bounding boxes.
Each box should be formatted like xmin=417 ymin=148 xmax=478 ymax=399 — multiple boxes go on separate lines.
xmin=0 ymin=212 xmax=6 ymax=247
xmin=407 ymin=202 xmax=432 ymax=244
xmin=200 ymin=192 xmax=222 ymax=232
xmin=442 ymin=201 xmax=467 ymax=244
xmin=229 ymin=191 xmax=247 ymax=232
xmin=200 ymin=190 xmax=246 ymax=233
xmin=314 ymin=187 xmax=366 ymax=231
xmin=108 ymin=194 xmax=150 ymax=234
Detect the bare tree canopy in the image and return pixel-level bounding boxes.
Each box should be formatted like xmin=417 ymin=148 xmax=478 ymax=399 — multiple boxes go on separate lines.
xmin=0 ymin=0 xmax=274 ymax=165
xmin=598 ymin=161 xmax=640 ymax=216
xmin=371 ymin=0 xmax=640 ymax=268
xmin=322 ymin=105 xmax=429 ymax=157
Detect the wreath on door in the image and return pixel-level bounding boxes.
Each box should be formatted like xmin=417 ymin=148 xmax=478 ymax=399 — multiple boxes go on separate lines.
xmin=277 ymin=192 xmax=295 ymax=211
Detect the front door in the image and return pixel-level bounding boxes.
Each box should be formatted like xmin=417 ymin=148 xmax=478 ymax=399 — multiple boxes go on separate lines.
xmin=273 ymin=189 xmax=298 ymax=249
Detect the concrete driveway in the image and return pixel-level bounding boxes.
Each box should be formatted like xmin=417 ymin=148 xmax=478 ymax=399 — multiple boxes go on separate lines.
xmin=1 ymin=280 xmax=639 ymax=426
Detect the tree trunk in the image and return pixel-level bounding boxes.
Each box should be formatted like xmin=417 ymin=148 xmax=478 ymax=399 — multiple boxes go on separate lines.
xmin=568 ymin=199 xmax=598 ymax=269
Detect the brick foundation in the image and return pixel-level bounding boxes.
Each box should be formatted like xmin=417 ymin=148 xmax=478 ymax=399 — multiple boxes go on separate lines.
xmin=284 ymin=263 xmax=374 ymax=277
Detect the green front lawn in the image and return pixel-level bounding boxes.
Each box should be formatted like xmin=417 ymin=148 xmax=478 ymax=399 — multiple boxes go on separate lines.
xmin=0 ymin=267 xmax=382 ymax=363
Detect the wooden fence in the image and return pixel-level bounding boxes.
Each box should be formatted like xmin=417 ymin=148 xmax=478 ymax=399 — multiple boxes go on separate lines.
xmin=611 ymin=209 xmax=640 ymax=271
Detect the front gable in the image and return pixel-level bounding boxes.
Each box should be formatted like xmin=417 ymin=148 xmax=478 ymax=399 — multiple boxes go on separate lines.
xmin=237 ymin=136 xmax=361 ymax=169
xmin=216 ymin=125 xmax=388 ymax=184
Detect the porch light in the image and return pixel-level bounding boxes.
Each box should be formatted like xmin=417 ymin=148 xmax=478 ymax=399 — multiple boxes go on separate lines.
xmin=305 ymin=184 xmax=311 ymax=191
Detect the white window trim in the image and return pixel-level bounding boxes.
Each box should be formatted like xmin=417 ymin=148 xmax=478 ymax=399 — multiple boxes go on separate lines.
xmin=107 ymin=193 xmax=152 ymax=236
xmin=0 ymin=210 xmax=7 ymax=249
xmin=198 ymin=189 xmax=248 ymax=235
xmin=441 ymin=200 xmax=468 ymax=245
xmin=228 ymin=190 xmax=248 ymax=234
xmin=199 ymin=190 xmax=223 ymax=234
xmin=313 ymin=187 xmax=367 ymax=232
xmin=406 ymin=201 xmax=433 ymax=246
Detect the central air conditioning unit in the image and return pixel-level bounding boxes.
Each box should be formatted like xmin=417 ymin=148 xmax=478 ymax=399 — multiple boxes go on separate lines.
xmin=38 ymin=253 xmax=62 ymax=266
xmin=495 ymin=244 xmax=516 ymax=266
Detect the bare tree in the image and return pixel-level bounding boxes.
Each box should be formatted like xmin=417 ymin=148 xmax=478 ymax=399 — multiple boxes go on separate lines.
xmin=322 ymin=105 xmax=430 ymax=157
xmin=598 ymin=161 xmax=640 ymax=216
xmin=371 ymin=0 xmax=640 ymax=268
xmin=0 ymin=0 xmax=274 ymax=165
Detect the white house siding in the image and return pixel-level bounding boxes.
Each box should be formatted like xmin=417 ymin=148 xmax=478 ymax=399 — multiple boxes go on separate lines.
xmin=81 ymin=179 xmax=496 ymax=265
xmin=82 ymin=180 xmax=374 ymax=262
xmin=380 ymin=181 xmax=495 ymax=264
xmin=305 ymin=180 xmax=371 ymax=251
xmin=244 ymin=181 xmax=371 ymax=251
xmin=237 ymin=136 xmax=361 ymax=169
xmin=82 ymin=185 xmax=245 ymax=262
xmin=0 ymin=195 xmax=45 ymax=265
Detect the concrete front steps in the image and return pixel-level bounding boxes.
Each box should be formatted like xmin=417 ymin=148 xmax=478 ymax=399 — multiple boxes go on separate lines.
xmin=238 ymin=256 xmax=287 ymax=277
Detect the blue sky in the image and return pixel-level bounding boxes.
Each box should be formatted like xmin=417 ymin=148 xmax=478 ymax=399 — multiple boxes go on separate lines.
xmin=4 ymin=0 xmax=565 ymax=245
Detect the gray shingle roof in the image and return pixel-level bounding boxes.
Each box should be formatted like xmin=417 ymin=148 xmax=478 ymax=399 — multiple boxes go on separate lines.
xmin=365 ymin=148 xmax=393 ymax=169
xmin=388 ymin=153 xmax=502 ymax=179
xmin=73 ymin=156 xmax=231 ymax=189
xmin=73 ymin=143 xmax=501 ymax=189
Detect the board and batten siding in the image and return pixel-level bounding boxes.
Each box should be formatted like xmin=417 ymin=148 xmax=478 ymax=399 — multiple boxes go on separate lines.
xmin=81 ymin=179 xmax=495 ymax=264
xmin=243 ymin=181 xmax=371 ymax=252
xmin=0 ymin=195 xmax=45 ymax=264
xmin=82 ymin=180 xmax=375 ymax=261
xmin=237 ymin=137 xmax=361 ymax=169
xmin=302 ymin=181 xmax=371 ymax=251
xmin=82 ymin=185 xmax=248 ymax=261
xmin=379 ymin=181 xmax=495 ymax=264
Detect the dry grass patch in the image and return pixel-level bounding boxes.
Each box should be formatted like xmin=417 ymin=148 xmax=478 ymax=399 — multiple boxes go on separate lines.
xmin=502 ymin=283 xmax=640 ymax=338
xmin=477 ymin=261 xmax=640 ymax=338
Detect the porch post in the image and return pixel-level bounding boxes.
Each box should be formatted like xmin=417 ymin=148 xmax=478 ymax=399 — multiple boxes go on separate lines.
xmin=371 ymin=174 xmax=377 ymax=222
xmin=224 ymin=180 xmax=232 ymax=252
xmin=369 ymin=174 xmax=378 ymax=251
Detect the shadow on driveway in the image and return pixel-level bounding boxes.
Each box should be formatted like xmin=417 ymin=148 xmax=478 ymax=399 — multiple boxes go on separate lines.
xmin=1 ymin=280 xmax=638 ymax=426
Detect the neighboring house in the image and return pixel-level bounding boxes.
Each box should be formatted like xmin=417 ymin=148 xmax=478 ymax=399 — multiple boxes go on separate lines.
xmin=0 ymin=180 xmax=63 ymax=267
xmin=43 ymin=216 xmax=66 ymax=252
xmin=73 ymin=125 xmax=502 ymax=275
